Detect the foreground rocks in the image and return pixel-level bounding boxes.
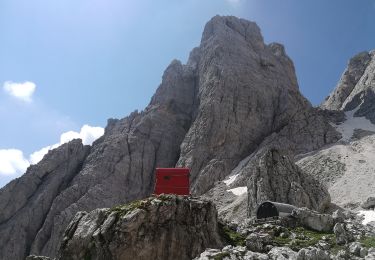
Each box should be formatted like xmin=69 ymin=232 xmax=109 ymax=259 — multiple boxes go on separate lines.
xmin=57 ymin=195 xmax=223 ymax=260
xmin=196 ymin=207 xmax=375 ymax=260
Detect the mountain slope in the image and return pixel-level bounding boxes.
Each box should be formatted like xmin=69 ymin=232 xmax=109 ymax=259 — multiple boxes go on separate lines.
xmin=0 ymin=15 xmax=340 ymax=259
xmin=298 ymin=50 xmax=375 ymax=208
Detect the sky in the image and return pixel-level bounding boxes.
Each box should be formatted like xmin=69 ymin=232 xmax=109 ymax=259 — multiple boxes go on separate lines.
xmin=0 ymin=0 xmax=374 ymax=187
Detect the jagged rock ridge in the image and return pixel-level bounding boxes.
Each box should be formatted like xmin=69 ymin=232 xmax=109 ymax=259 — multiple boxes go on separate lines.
xmin=0 ymin=15 xmax=340 ymax=260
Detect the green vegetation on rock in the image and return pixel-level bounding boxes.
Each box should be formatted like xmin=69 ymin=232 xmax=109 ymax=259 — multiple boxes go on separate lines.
xmin=360 ymin=236 xmax=375 ymax=248
xmin=274 ymin=226 xmax=336 ymax=251
xmin=218 ymin=223 xmax=246 ymax=247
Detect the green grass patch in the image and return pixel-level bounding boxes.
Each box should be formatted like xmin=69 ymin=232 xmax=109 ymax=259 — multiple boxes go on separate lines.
xmin=218 ymin=223 xmax=246 ymax=247
xmin=109 ymin=199 xmax=149 ymax=216
xmin=210 ymin=252 xmax=231 ymax=260
xmin=274 ymin=226 xmax=336 ymax=251
xmin=360 ymin=236 xmax=375 ymax=248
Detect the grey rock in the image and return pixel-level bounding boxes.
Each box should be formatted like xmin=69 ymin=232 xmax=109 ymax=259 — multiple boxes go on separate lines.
xmin=332 ymin=210 xmax=346 ymax=223
xmin=0 ymin=15 xmax=342 ymax=259
xmin=348 ymin=242 xmax=366 ymax=257
xmin=247 ymin=149 xmax=331 ymax=216
xmin=268 ymin=247 xmax=297 ymax=260
xmin=321 ymin=51 xmax=372 ymax=110
xmin=297 ymin=247 xmax=330 ymax=260
xmin=176 ymin=15 xmax=321 ymax=195
xmin=366 ymin=248 xmax=375 ymax=260
xmin=194 ymin=246 xmax=270 ymax=260
xmin=246 ymin=233 xmax=273 ymax=252
xmin=322 ymin=49 xmax=375 ymax=124
xmin=202 ymin=182 xmax=248 ymax=224
xmin=57 ymin=195 xmax=223 ymax=260
xmin=26 ymin=256 xmax=53 ymax=260
xmin=291 ymin=208 xmax=334 ymax=232
xmin=334 ymin=223 xmax=354 ymax=245
xmin=0 ymin=140 xmax=90 ymax=260
xmin=361 ymin=197 xmax=375 ymax=209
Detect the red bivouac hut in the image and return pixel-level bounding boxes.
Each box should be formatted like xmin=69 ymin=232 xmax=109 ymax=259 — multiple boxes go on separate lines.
xmin=154 ymin=168 xmax=190 ymax=195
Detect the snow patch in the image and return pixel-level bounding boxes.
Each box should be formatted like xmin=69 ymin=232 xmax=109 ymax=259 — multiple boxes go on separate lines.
xmin=228 ymin=186 xmax=247 ymax=196
xmin=358 ymin=210 xmax=375 ymax=225
xmin=223 ymin=174 xmax=239 ymax=186
xmin=334 ymin=106 xmax=375 ymax=141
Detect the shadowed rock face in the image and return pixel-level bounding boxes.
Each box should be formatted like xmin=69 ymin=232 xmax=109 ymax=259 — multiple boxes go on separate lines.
xmin=0 ymin=15 xmax=340 ymax=259
xmin=57 ymin=195 xmax=223 ymax=260
xmin=321 ymin=50 xmax=375 ymax=123
xmin=247 ymin=149 xmax=331 ymax=216
xmin=321 ymin=51 xmax=372 ymax=111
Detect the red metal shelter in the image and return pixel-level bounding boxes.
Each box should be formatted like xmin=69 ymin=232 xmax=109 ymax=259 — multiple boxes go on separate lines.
xmin=154 ymin=168 xmax=190 ymax=195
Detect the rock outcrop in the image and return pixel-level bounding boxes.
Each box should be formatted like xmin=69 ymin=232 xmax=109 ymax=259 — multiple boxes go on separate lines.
xmin=247 ymin=149 xmax=331 ymax=216
xmin=176 ymin=16 xmax=329 ymax=195
xmin=0 ymin=15 xmax=341 ymax=259
xmin=57 ymin=195 xmax=223 ymax=260
xmin=322 ymin=50 xmax=375 ymax=123
xmin=321 ymin=51 xmax=373 ymax=111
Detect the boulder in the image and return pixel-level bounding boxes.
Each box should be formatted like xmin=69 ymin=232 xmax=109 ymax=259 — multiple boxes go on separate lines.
xmin=297 ymin=247 xmax=330 ymax=260
xmin=333 ymin=223 xmax=354 ymax=245
xmin=361 ymin=197 xmax=375 ymax=209
xmin=57 ymin=195 xmax=223 ymax=260
xmin=291 ymin=208 xmax=334 ymax=232
xmin=268 ymin=247 xmax=297 ymax=260
xmin=246 ymin=233 xmax=273 ymax=252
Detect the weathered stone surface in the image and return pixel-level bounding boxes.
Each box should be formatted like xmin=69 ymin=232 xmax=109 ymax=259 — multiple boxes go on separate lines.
xmin=334 ymin=223 xmax=354 ymax=245
xmin=194 ymin=246 xmax=270 ymax=260
xmin=297 ymin=247 xmax=330 ymax=260
xmin=57 ymin=195 xmax=223 ymax=260
xmin=291 ymin=208 xmax=334 ymax=232
xmin=0 ymin=15 xmax=342 ymax=259
xmin=361 ymin=197 xmax=375 ymax=209
xmin=0 ymin=140 xmax=90 ymax=260
xmin=247 ymin=149 xmax=331 ymax=216
xmin=246 ymin=233 xmax=273 ymax=252
xmin=321 ymin=51 xmax=372 ymax=110
xmin=25 ymin=256 xmax=53 ymax=260
xmin=176 ymin=15 xmax=317 ymax=195
xmin=28 ymin=58 xmax=198 ymax=258
xmin=268 ymin=247 xmax=297 ymax=260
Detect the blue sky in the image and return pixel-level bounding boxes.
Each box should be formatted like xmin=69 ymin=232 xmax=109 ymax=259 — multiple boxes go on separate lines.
xmin=0 ymin=0 xmax=374 ymax=187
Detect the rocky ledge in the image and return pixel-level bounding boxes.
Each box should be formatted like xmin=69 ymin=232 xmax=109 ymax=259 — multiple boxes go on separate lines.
xmin=57 ymin=195 xmax=223 ymax=260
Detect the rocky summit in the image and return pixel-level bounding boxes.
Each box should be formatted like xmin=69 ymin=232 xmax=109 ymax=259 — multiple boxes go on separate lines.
xmin=1 ymin=15 xmax=375 ymax=260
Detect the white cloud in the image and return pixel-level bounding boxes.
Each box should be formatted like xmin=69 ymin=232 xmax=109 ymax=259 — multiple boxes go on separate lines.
xmin=30 ymin=124 xmax=104 ymax=165
xmin=0 ymin=149 xmax=30 ymax=176
xmin=0 ymin=125 xmax=104 ymax=176
xmin=3 ymin=81 xmax=36 ymax=102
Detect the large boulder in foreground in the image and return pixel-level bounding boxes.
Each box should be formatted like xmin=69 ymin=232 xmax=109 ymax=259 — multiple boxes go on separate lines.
xmin=57 ymin=195 xmax=223 ymax=260
xmin=247 ymin=149 xmax=331 ymax=216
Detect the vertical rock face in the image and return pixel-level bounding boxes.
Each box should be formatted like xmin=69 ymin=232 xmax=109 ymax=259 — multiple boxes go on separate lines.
xmin=321 ymin=51 xmax=372 ymax=110
xmin=0 ymin=15 xmax=340 ymax=259
xmin=57 ymin=195 xmax=223 ymax=260
xmin=0 ymin=140 xmax=91 ymax=260
xmin=247 ymin=148 xmax=330 ymax=216
xmin=177 ymin=16 xmax=312 ymax=195
xmin=322 ymin=50 xmax=375 ymax=123
xmin=29 ymin=59 xmax=198 ymax=258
